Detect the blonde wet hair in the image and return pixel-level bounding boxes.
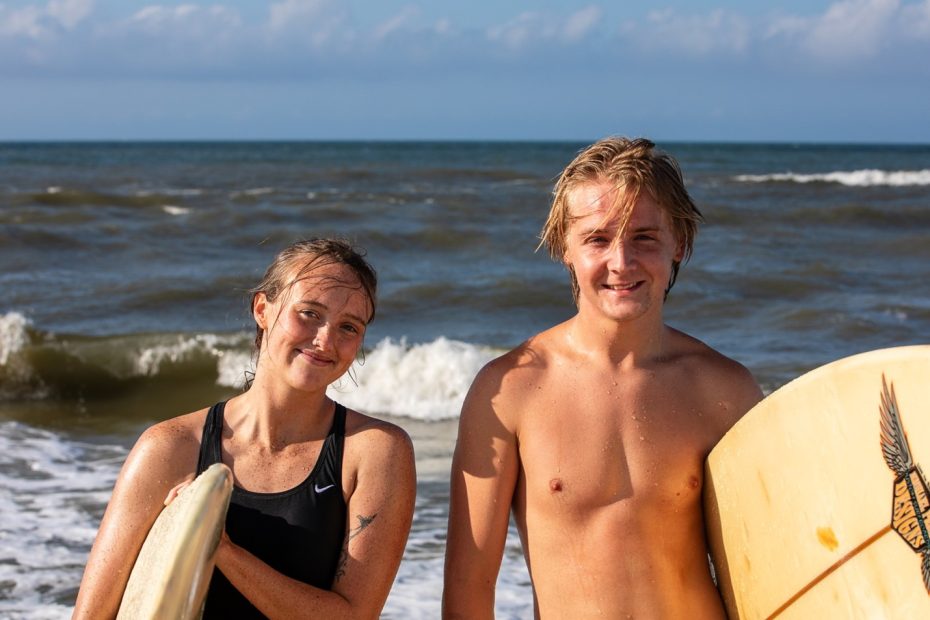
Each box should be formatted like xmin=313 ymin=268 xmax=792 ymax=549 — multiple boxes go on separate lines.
xmin=540 ymin=137 xmax=703 ymax=302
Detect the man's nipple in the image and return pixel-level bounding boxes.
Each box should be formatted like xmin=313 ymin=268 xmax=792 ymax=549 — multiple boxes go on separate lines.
xmin=549 ymin=478 xmax=563 ymax=493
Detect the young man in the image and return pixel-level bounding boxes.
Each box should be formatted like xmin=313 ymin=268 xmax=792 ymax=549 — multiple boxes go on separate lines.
xmin=443 ymin=137 xmax=763 ymax=618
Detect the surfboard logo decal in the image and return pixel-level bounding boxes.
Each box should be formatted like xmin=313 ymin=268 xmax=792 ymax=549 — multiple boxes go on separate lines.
xmin=879 ymin=375 xmax=930 ymax=593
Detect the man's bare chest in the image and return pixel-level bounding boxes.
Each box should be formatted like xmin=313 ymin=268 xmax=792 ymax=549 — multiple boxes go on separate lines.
xmin=514 ymin=377 xmax=717 ymax=513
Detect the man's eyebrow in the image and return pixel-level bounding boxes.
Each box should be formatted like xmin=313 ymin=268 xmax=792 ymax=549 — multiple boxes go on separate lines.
xmin=577 ymin=227 xmax=612 ymax=236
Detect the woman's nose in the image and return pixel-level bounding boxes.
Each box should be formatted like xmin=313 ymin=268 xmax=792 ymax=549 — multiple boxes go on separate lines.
xmin=313 ymin=323 xmax=334 ymax=350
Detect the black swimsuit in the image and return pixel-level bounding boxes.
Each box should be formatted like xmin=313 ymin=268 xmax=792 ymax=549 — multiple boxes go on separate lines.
xmin=196 ymin=401 xmax=348 ymax=618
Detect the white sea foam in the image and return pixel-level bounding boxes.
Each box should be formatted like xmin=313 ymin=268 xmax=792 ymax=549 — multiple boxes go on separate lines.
xmin=734 ymin=169 xmax=930 ymax=186
xmin=0 ymin=419 xmax=531 ymax=618
xmin=161 ymin=205 xmax=190 ymax=216
xmin=0 ymin=312 xmax=30 ymax=366
xmin=134 ymin=333 xmax=248 ymax=377
xmin=231 ymin=187 xmax=275 ymax=198
xmin=384 ymin=486 xmax=531 ymax=618
xmin=45 ymin=187 xmax=62 ymax=194
xmin=216 ymin=349 xmax=254 ymax=389
xmin=212 ymin=336 xmax=500 ymax=420
xmin=137 ymin=188 xmax=202 ymax=197
xmin=327 ymin=337 xmax=500 ymax=421
xmin=0 ymin=422 xmax=126 ymax=618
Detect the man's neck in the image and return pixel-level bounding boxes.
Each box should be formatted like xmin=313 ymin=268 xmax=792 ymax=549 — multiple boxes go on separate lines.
xmin=566 ymin=309 xmax=668 ymax=368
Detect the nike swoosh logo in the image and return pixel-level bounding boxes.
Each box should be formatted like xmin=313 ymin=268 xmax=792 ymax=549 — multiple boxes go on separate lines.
xmin=314 ymin=483 xmax=335 ymax=493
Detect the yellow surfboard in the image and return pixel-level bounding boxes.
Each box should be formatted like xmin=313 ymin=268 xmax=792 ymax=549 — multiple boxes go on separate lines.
xmin=705 ymin=345 xmax=930 ymax=619
xmin=116 ymin=463 xmax=233 ymax=620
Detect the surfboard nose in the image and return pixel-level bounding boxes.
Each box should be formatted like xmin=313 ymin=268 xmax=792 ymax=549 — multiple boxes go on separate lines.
xmin=117 ymin=463 xmax=234 ymax=620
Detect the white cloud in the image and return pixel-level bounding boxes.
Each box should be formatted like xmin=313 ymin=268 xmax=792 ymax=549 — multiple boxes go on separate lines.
xmin=0 ymin=0 xmax=93 ymax=38
xmin=0 ymin=5 xmax=45 ymax=38
xmin=373 ymin=5 xmax=419 ymax=42
xmin=900 ymin=0 xmax=930 ymax=37
xmin=485 ymin=6 xmax=605 ymax=50
xmin=47 ymin=0 xmax=92 ymax=29
xmin=562 ymin=5 xmax=603 ymax=43
xmin=803 ymin=0 xmax=899 ymax=59
xmin=2 ymin=1 xmax=930 ymax=79
xmin=127 ymin=4 xmax=241 ymax=35
xmin=268 ymin=0 xmax=342 ymax=33
xmin=630 ymin=8 xmax=750 ymax=54
xmin=434 ymin=17 xmax=451 ymax=36
xmin=486 ymin=12 xmax=546 ymax=50
xmin=265 ymin=0 xmax=351 ymax=50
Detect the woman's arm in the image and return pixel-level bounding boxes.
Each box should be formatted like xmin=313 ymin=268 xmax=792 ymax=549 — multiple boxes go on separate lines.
xmin=72 ymin=416 xmax=202 ymax=619
xmin=214 ymin=420 xmax=416 ymax=620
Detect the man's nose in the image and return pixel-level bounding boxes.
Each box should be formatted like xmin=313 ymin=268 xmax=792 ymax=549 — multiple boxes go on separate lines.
xmin=607 ymin=241 xmax=636 ymax=270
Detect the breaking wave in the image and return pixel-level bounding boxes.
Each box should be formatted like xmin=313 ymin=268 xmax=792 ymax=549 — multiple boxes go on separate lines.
xmin=734 ymin=169 xmax=930 ymax=187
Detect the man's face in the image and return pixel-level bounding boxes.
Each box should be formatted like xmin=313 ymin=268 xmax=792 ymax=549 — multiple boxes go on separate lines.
xmin=562 ymin=180 xmax=683 ymax=324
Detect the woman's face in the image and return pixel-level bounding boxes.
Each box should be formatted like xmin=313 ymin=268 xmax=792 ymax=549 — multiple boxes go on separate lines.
xmin=254 ymin=262 xmax=371 ymax=394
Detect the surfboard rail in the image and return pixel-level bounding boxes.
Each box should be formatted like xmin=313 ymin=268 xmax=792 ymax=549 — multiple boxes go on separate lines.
xmin=116 ymin=462 xmax=233 ymax=620
xmin=705 ymin=345 xmax=930 ymax=619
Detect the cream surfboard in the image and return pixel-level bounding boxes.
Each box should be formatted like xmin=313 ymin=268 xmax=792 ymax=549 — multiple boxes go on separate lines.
xmin=116 ymin=463 xmax=233 ymax=620
xmin=705 ymin=345 xmax=930 ymax=619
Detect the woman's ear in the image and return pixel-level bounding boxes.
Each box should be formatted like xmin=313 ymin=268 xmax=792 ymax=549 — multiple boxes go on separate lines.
xmin=253 ymin=293 xmax=269 ymax=330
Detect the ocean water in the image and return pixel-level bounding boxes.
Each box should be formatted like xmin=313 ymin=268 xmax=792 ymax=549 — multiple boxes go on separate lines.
xmin=1 ymin=141 xmax=929 ymax=618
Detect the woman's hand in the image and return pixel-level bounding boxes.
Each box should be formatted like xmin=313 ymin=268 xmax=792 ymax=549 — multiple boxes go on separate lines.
xmin=163 ymin=474 xmax=195 ymax=505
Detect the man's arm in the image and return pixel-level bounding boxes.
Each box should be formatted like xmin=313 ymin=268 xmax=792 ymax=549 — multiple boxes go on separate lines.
xmin=443 ymin=361 xmax=521 ymax=620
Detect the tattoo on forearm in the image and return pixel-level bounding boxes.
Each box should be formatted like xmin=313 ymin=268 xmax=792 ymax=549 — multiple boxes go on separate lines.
xmin=334 ymin=513 xmax=379 ymax=582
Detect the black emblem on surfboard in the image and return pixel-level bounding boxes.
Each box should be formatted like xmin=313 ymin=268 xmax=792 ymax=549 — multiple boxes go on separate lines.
xmin=879 ymin=375 xmax=930 ymax=593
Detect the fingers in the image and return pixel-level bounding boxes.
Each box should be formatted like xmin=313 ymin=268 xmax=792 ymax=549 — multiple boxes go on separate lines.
xmin=163 ymin=474 xmax=196 ymax=506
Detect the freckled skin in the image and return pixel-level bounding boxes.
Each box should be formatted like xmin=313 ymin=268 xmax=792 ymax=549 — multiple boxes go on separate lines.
xmin=444 ymin=183 xmax=763 ymax=619
xmin=74 ymin=263 xmax=416 ymax=620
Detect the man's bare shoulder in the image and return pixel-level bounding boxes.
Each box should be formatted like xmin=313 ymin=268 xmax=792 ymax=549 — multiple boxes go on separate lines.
xmin=458 ymin=323 xmax=571 ymax=433
xmin=666 ymin=327 xmax=764 ymax=427
xmin=472 ymin=323 xmax=568 ymax=394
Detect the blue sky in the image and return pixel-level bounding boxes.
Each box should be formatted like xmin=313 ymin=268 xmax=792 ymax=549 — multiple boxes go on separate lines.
xmin=1 ymin=0 xmax=928 ymax=142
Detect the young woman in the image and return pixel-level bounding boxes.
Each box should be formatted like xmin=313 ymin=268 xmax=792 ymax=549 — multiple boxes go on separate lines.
xmin=74 ymin=238 xmax=416 ymax=619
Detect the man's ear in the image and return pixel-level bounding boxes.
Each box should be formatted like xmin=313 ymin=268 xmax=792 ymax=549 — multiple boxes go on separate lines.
xmin=674 ymin=238 xmax=685 ymax=263
xmin=253 ymin=293 xmax=269 ymax=330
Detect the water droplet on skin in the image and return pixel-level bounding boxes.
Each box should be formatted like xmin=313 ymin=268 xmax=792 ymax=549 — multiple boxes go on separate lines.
xmin=640 ymin=436 xmax=645 ymax=441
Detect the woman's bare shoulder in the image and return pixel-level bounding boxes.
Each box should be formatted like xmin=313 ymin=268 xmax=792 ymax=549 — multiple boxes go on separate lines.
xmin=343 ymin=408 xmax=413 ymax=452
xmin=128 ymin=406 xmax=211 ymax=478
